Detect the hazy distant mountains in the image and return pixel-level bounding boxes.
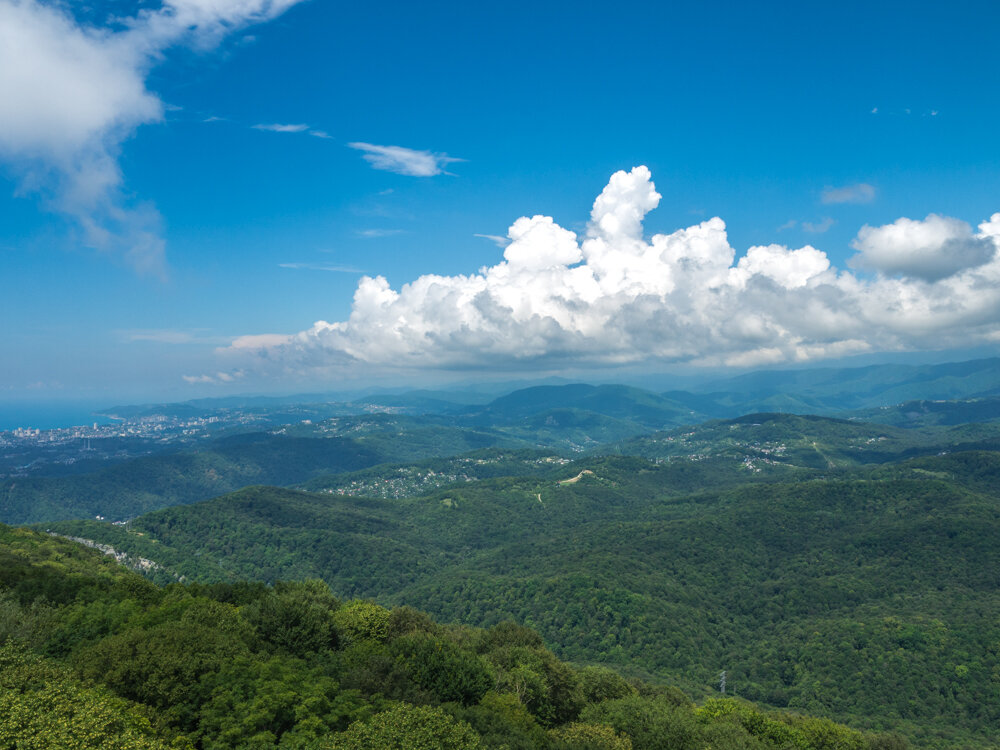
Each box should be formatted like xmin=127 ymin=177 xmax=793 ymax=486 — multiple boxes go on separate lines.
xmin=10 ymin=357 xmax=1000 ymax=526
xmin=101 ymin=356 xmax=1000 ymax=424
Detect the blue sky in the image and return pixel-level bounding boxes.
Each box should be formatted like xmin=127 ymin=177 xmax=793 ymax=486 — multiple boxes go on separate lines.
xmin=2 ymin=0 xmax=1000 ymax=406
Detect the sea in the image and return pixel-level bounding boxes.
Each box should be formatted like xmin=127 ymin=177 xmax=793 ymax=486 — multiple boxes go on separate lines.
xmin=0 ymin=401 xmax=117 ymax=432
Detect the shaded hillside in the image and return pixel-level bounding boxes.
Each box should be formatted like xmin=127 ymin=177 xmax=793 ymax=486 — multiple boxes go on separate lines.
xmin=473 ymin=384 xmax=704 ymax=429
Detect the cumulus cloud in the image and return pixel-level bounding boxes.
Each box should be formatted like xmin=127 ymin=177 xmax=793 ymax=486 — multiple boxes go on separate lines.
xmin=850 ymin=214 xmax=997 ymax=281
xmin=218 ymin=166 xmax=1000 ymax=374
xmin=822 ymin=183 xmax=876 ymax=204
xmin=348 ymin=142 xmax=463 ymax=176
xmin=0 ymin=0 xmax=304 ymax=275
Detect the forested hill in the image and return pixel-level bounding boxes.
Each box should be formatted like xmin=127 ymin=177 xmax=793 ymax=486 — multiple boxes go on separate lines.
xmin=605 ymin=412 xmax=1000 ymax=470
xmin=693 ymin=357 xmax=1000 ymax=413
xmin=0 ymin=524 xmax=905 ymax=750
xmin=11 ymin=402 xmax=1000 ymax=527
xmin=0 ymin=433 xmax=381 ymax=525
xmin=0 ymin=422 xmax=517 ymax=525
xmin=471 ymin=384 xmax=704 ymax=427
xmin=45 ymin=451 xmax=1000 ymax=748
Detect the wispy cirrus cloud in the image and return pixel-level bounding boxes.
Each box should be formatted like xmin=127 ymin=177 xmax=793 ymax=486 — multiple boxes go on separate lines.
xmin=821 ymin=183 xmax=876 ymax=205
xmin=348 ymin=142 xmax=463 ymax=177
xmin=279 ymin=262 xmax=365 ymax=273
xmin=356 ymin=229 xmax=405 ymax=238
xmin=252 ymin=123 xmax=309 ymax=133
xmin=474 ymin=233 xmax=510 ymax=248
xmin=0 ymin=0 xmax=306 ymax=277
xmin=252 ymin=122 xmax=330 ymax=138
xmin=182 ymin=369 xmax=245 ymax=384
xmin=802 ymin=217 xmax=834 ymax=234
xmin=119 ymin=328 xmax=230 ymax=345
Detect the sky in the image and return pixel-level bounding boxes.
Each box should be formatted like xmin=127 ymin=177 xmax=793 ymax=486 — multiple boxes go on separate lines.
xmin=2 ymin=0 xmax=1000 ymax=407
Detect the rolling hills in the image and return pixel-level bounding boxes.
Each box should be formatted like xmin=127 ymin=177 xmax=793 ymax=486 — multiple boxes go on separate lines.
xmin=44 ymin=449 xmax=1000 ymax=747
xmin=0 ymin=523 xmax=903 ymax=750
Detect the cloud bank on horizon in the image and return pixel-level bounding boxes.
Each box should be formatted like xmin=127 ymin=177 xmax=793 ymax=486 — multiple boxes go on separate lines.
xmin=223 ymin=166 xmax=1000 ymax=375
xmin=0 ymin=0 xmax=304 ymax=276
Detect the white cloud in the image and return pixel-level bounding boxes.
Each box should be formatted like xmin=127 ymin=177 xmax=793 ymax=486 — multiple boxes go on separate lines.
xmin=347 ymin=142 xmax=463 ymax=177
xmin=121 ymin=328 xmax=228 ymax=345
xmin=253 ymin=123 xmax=309 ymax=133
xmin=474 ymin=233 xmax=510 ymax=248
xmin=123 ymin=329 xmax=196 ymax=344
xmin=182 ymin=369 xmax=244 ymax=384
xmin=220 ymin=167 xmax=1000 ymax=374
xmin=279 ymin=262 xmax=364 ymax=272
xmin=356 ymin=229 xmax=405 ymax=238
xmin=802 ymin=217 xmax=834 ymax=234
xmin=730 ymin=244 xmax=830 ymax=290
xmin=850 ymin=214 xmax=997 ymax=281
xmin=0 ymin=0 xmax=304 ymax=275
xmin=252 ymin=123 xmax=330 ymax=139
xmin=227 ymin=334 xmax=293 ymax=351
xmin=821 ymin=183 xmax=876 ymax=205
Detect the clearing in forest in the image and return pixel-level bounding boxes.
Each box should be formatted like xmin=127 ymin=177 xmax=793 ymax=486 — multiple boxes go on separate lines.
xmin=558 ymin=469 xmax=594 ymax=485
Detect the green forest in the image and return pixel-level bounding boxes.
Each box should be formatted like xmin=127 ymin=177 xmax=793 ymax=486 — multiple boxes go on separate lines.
xmin=40 ymin=449 xmax=1000 ymax=747
xmin=7 ymin=380 xmax=1000 ymax=748
xmin=0 ymin=524 xmax=907 ymax=749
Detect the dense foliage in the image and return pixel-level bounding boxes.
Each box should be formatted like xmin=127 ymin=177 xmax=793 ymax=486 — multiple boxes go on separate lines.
xmin=42 ymin=449 xmax=1000 ymax=747
xmin=0 ymin=424 xmax=527 ymax=525
xmin=0 ymin=525 xmax=904 ymax=749
xmin=12 ymin=391 xmax=1000 ymax=748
